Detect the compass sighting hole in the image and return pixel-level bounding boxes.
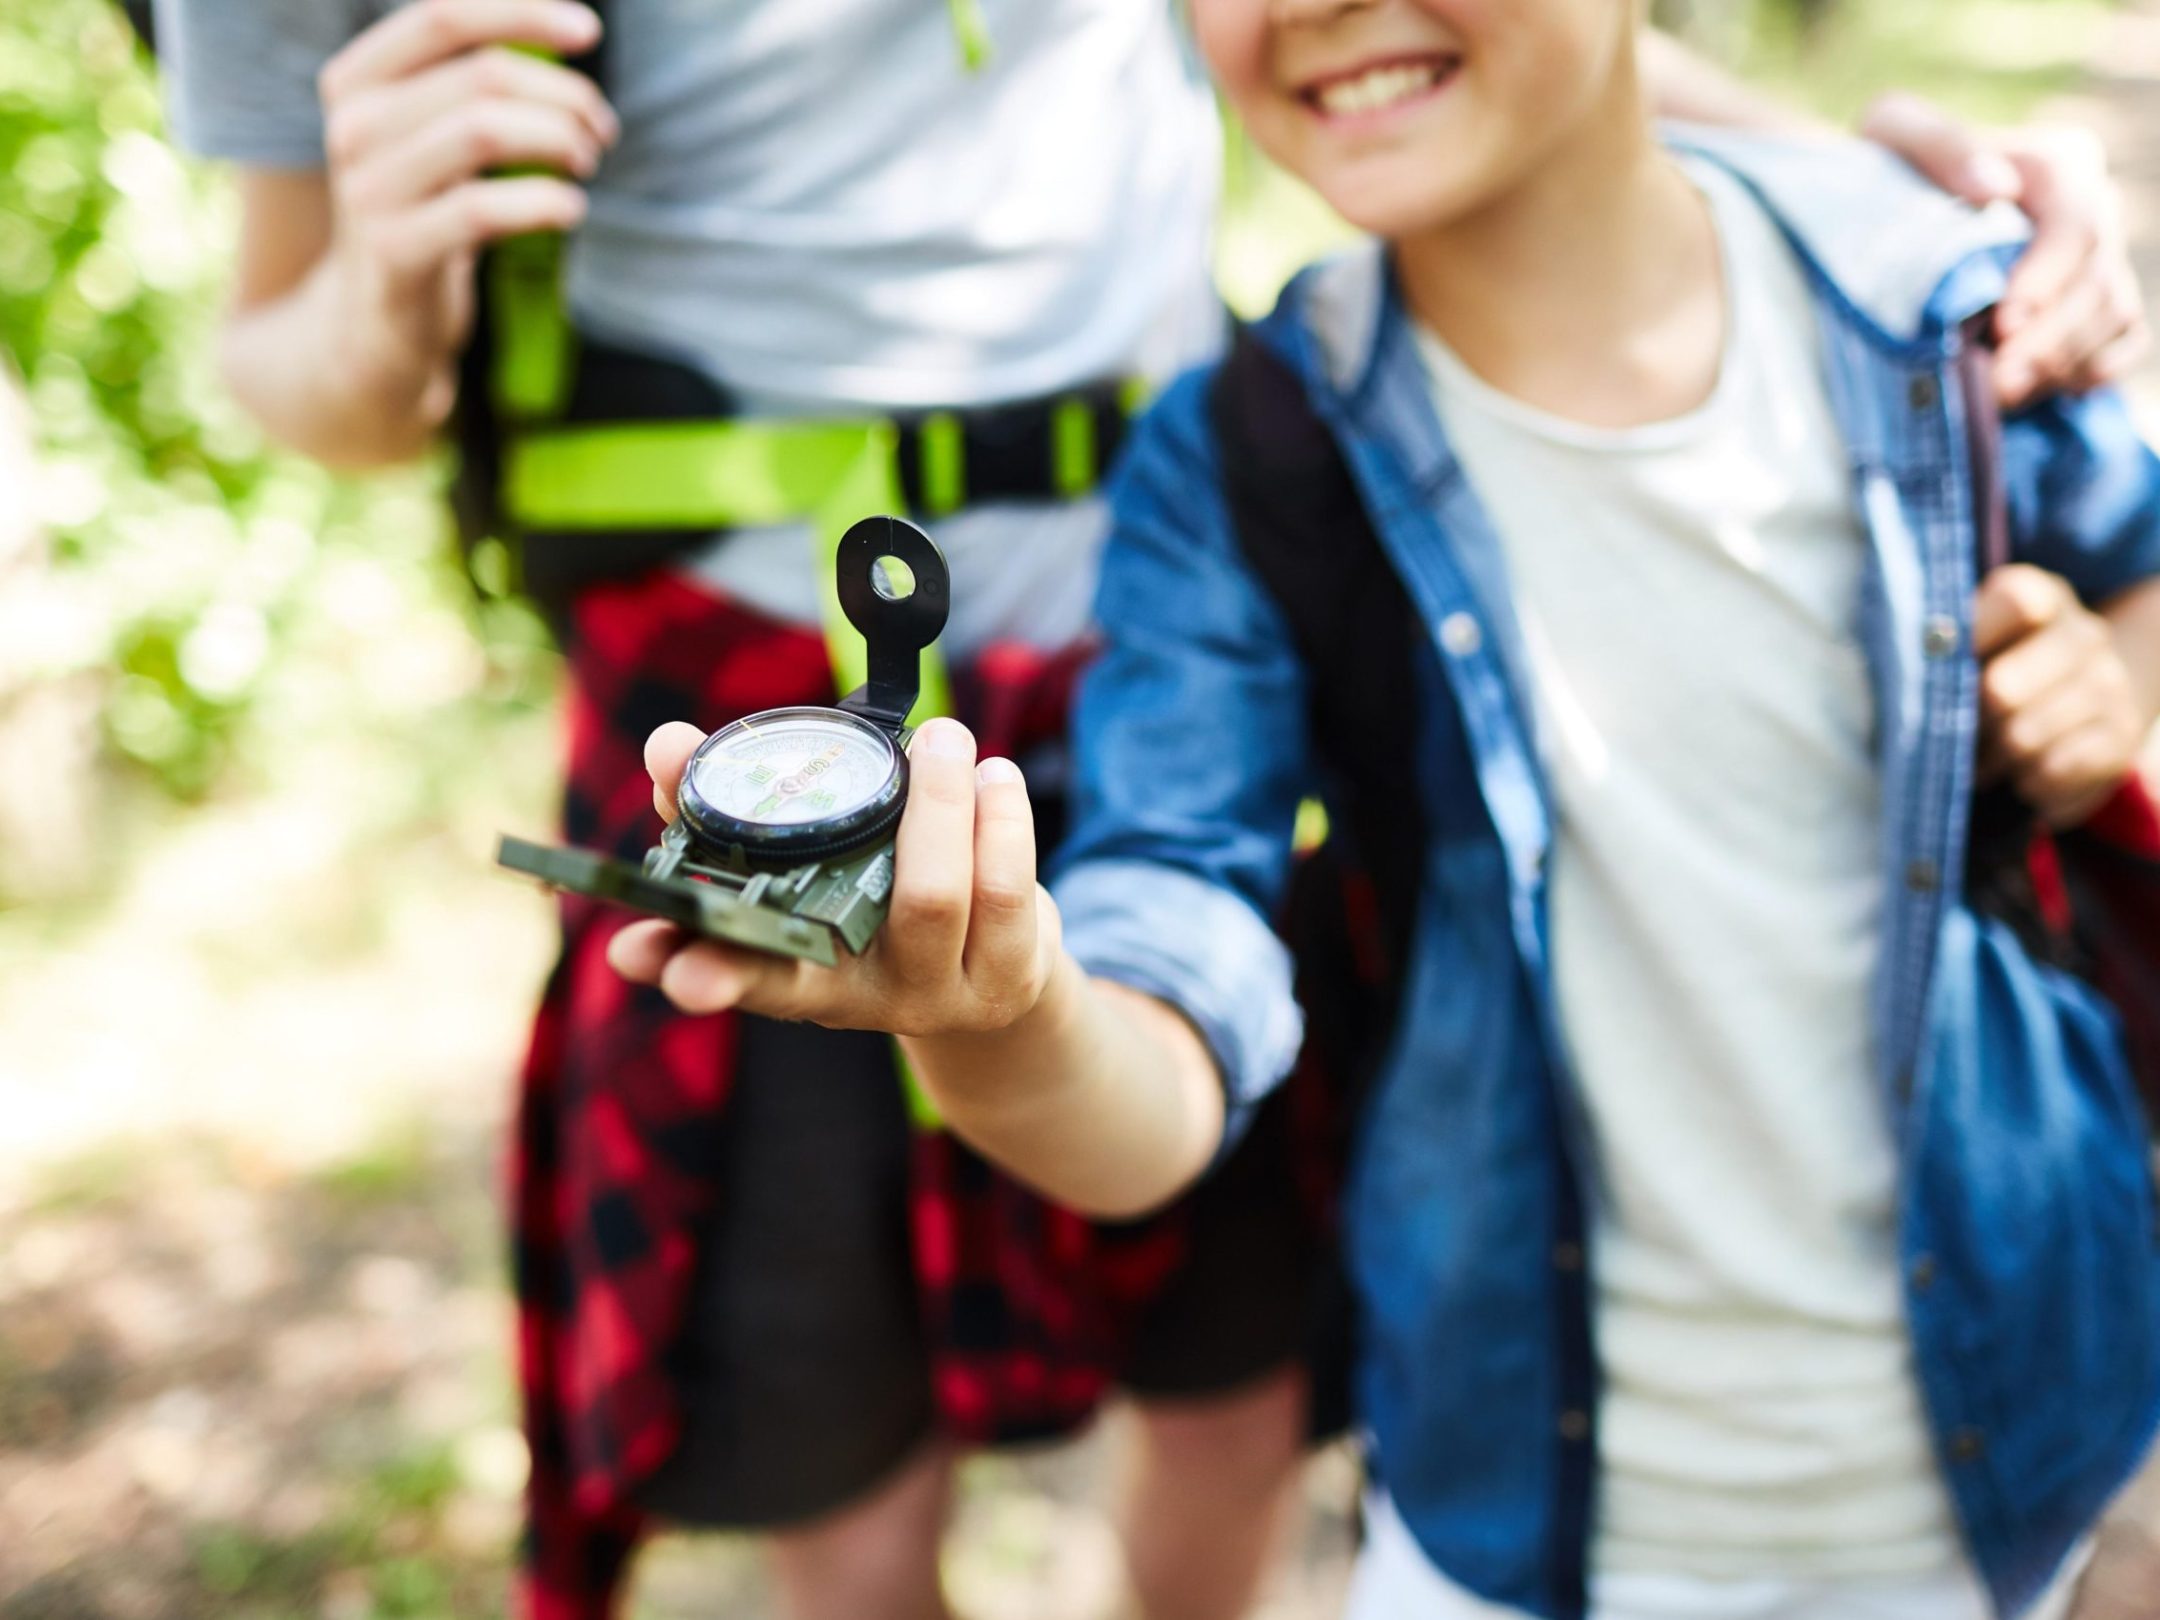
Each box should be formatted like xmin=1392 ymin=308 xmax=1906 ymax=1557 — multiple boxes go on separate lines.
xmin=871 ymin=555 xmax=916 ymax=601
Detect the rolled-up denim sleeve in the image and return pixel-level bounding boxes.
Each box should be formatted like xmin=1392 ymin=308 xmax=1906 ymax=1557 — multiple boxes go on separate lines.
xmin=1047 ymin=365 xmax=1314 ymax=1146
xmin=1054 ymin=860 xmax=1304 ymax=1129
xmin=2004 ymin=385 xmax=2160 ymax=604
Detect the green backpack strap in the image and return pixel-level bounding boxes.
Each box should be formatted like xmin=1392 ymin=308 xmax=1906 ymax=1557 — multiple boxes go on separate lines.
xmin=487 ymin=230 xmax=572 ymax=422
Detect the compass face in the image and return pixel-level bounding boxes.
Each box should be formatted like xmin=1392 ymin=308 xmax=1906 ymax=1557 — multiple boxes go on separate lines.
xmin=685 ymin=709 xmax=898 ymax=831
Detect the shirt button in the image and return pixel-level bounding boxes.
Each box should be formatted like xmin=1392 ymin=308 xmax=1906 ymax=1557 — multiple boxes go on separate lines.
xmin=1558 ymin=1409 xmax=1591 ymax=1444
xmin=1909 ymin=374 xmax=1940 ymax=411
xmin=1552 ymin=1241 xmax=1584 ymax=1274
xmin=1949 ymin=1426 xmax=1987 ymax=1464
xmin=1905 ymin=858 xmax=1941 ymax=894
xmin=1910 ymin=1253 xmax=1938 ymax=1291
xmin=1922 ymin=616 xmax=1961 ymax=659
xmin=1439 ymin=611 xmax=1483 ymax=658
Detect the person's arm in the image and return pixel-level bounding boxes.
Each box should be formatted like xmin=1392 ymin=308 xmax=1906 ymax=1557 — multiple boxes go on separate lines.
xmin=211 ymin=0 xmax=617 ymax=469
xmin=1639 ymin=29 xmax=1814 ymax=133
xmin=610 ymin=719 xmax=1226 ymax=1217
xmin=1642 ymin=29 xmax=2147 ymax=406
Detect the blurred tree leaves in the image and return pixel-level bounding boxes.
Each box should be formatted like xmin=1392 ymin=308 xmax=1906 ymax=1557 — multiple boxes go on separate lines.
xmin=0 ymin=0 xmax=315 ymax=806
xmin=1652 ymin=0 xmax=2109 ymax=125
xmin=0 ymin=0 xmax=555 ymax=907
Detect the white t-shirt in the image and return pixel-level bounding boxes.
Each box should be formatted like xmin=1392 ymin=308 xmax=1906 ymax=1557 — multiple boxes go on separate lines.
xmin=154 ymin=0 xmax=1224 ymax=652
xmin=1413 ymin=160 xmax=1956 ymax=1583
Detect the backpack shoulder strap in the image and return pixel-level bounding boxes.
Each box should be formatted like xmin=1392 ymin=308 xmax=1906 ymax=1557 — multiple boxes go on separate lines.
xmin=1957 ymin=311 xmax=2010 ymax=575
xmin=1207 ymin=325 xmax=1425 ymax=971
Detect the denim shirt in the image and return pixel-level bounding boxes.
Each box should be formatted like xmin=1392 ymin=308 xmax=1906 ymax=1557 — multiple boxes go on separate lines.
xmin=1051 ymin=127 xmax=2160 ymax=1618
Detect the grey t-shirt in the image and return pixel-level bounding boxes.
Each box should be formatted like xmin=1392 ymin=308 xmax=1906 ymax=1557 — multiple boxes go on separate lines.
xmin=154 ymin=0 xmax=1224 ymax=649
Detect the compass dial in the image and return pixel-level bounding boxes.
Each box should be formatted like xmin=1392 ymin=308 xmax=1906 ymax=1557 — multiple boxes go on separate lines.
xmin=678 ymin=707 xmax=907 ymax=861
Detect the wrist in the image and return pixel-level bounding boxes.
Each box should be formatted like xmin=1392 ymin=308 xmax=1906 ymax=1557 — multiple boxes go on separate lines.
xmin=316 ymin=252 xmax=458 ymax=431
xmin=902 ymin=948 xmax=1090 ymax=1119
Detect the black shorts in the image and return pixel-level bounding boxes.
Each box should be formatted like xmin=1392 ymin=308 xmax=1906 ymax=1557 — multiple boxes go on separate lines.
xmin=634 ymin=1013 xmax=1341 ymax=1529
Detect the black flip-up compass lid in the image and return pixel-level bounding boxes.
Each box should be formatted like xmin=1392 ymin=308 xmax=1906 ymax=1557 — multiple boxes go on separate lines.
xmin=834 ymin=516 xmax=949 ymax=734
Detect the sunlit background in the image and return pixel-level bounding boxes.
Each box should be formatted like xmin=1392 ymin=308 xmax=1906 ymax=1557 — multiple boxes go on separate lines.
xmin=2 ymin=0 xmax=2156 ymax=1615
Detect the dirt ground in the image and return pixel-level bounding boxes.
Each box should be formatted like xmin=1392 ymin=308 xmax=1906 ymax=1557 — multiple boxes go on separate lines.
xmin=7 ymin=7 xmax=2160 ymax=1616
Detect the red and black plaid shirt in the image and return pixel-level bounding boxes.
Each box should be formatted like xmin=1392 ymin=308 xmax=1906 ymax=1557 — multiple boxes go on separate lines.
xmin=512 ymin=572 xmax=1188 ymax=1618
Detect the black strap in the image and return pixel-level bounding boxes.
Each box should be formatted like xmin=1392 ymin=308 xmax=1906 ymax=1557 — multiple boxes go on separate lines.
xmin=891 ymin=385 xmax=1132 ymax=516
xmin=1957 ymin=313 xmax=2067 ymax=945
xmin=114 ymin=0 xmax=155 ymax=50
xmin=1209 ymin=326 xmax=1427 ymax=1014
xmin=1958 ymin=314 xmax=2010 ymax=575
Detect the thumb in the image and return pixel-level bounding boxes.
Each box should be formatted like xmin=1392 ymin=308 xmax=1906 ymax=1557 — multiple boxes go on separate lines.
xmin=645 ymin=720 xmax=707 ymax=825
xmin=1862 ymin=92 xmax=2022 ymax=206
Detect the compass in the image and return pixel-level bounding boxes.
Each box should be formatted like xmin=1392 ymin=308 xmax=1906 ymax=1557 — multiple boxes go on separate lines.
xmin=498 ymin=515 xmax=949 ymax=964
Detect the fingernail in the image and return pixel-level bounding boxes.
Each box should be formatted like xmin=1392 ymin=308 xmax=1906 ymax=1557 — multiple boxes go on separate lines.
xmin=977 ymin=756 xmax=1021 ymax=786
xmin=564 ymin=4 xmax=602 ymax=38
xmin=913 ymin=719 xmax=973 ymax=759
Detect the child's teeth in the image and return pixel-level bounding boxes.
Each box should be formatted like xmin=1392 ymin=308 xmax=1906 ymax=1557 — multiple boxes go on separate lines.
xmin=1318 ymin=63 xmax=1440 ymax=116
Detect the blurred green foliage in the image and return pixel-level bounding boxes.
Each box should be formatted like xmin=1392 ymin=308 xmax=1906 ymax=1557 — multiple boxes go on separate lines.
xmin=0 ymin=0 xmax=308 ymax=799
xmin=1674 ymin=0 xmax=2112 ymax=124
xmin=0 ymin=0 xmax=557 ymax=911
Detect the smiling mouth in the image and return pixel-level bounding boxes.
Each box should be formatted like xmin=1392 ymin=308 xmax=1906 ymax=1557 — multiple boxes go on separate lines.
xmin=1302 ymin=55 xmax=1460 ymax=119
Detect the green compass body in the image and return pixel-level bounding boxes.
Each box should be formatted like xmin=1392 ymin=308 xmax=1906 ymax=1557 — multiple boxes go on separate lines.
xmin=498 ymin=516 xmax=948 ymax=965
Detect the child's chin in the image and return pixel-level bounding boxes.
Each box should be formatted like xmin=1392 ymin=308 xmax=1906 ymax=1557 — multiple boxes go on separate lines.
xmin=1301 ymin=151 xmax=1494 ymax=240
xmin=1324 ymin=180 xmax=1480 ymax=241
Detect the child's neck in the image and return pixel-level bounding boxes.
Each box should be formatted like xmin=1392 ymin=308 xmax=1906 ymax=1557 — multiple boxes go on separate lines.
xmin=1394 ymin=84 xmax=1724 ymax=431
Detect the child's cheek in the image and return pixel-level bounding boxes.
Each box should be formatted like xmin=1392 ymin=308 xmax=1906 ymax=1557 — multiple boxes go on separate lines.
xmin=1187 ymin=0 xmax=1270 ymax=112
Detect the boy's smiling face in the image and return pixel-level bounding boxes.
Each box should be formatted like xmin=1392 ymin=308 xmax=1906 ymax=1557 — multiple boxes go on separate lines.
xmin=1195 ymin=0 xmax=1640 ymax=238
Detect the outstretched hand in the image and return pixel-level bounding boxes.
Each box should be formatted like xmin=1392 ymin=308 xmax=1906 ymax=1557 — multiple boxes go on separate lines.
xmin=609 ymin=718 xmax=1061 ymax=1036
